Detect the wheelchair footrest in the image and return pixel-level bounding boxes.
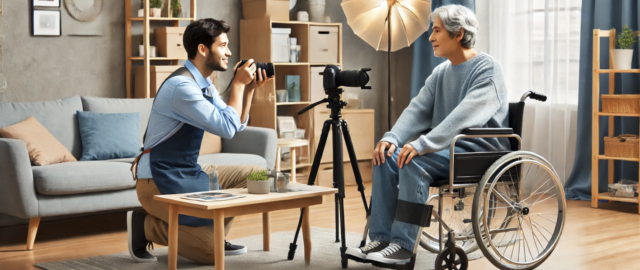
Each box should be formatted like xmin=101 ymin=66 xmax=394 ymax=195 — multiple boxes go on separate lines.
xmin=347 ymin=254 xmax=418 ymax=270
xmin=394 ymin=200 xmax=433 ymax=227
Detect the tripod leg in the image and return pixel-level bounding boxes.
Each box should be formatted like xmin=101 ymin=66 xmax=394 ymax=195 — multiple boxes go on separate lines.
xmin=341 ymin=120 xmax=369 ymax=213
xmin=335 ymin=194 xmax=340 ymax=242
xmin=339 ymin=197 xmax=348 ymax=269
xmin=288 ymin=120 xmax=332 ymax=260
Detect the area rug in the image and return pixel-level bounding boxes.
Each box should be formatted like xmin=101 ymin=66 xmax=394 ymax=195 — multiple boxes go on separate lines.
xmin=35 ymin=227 xmax=459 ymax=270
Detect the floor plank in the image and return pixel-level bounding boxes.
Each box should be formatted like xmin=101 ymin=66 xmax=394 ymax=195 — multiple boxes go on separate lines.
xmin=1 ymin=183 xmax=639 ymax=270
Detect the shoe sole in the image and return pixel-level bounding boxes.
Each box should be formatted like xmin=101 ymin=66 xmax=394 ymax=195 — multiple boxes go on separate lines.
xmin=366 ymin=254 xmax=410 ymax=264
xmin=127 ymin=211 xmax=157 ymax=263
xmin=225 ymin=246 xmax=247 ymax=256
xmin=345 ymin=249 xmax=367 ymax=260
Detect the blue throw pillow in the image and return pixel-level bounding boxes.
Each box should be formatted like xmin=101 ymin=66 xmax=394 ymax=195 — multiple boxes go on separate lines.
xmin=77 ymin=111 xmax=141 ymax=161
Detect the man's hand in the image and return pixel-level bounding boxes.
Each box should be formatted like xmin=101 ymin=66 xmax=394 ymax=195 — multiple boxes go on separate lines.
xmin=247 ymin=68 xmax=273 ymax=90
xmin=397 ymin=144 xmax=418 ymax=169
xmin=233 ymin=59 xmax=257 ymax=86
xmin=373 ymin=141 xmax=397 ymax=166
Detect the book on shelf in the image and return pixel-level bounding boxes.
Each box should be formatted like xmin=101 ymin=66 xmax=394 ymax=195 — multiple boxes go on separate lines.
xmin=181 ymin=192 xmax=246 ymax=202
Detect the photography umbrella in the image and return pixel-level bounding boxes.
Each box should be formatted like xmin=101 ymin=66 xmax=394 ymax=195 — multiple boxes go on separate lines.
xmin=341 ymin=0 xmax=432 ymax=130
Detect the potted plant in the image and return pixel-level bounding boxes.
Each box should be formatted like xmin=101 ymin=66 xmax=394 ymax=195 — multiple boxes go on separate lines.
xmin=171 ymin=0 xmax=182 ymax=18
xmin=150 ymin=0 xmax=163 ymax=18
xmin=138 ymin=0 xmax=144 ymax=17
xmin=612 ymin=24 xmax=637 ymax=70
xmin=246 ymin=170 xmax=270 ymax=194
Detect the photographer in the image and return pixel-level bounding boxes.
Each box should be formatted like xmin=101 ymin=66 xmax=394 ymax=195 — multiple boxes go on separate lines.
xmin=346 ymin=5 xmax=511 ymax=264
xmin=127 ymin=18 xmax=273 ymax=264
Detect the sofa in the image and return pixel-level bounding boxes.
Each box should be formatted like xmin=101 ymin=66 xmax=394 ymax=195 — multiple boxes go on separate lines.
xmin=0 ymin=96 xmax=277 ymax=250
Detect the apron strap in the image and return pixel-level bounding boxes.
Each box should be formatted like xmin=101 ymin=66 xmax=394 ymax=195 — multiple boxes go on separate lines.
xmin=130 ymin=148 xmax=151 ymax=181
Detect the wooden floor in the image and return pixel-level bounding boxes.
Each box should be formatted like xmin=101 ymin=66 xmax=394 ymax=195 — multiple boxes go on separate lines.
xmin=1 ymin=182 xmax=639 ymax=270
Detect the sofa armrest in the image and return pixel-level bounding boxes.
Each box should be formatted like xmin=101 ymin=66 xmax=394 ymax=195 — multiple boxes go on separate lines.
xmin=221 ymin=127 xmax=278 ymax=170
xmin=0 ymin=138 xmax=38 ymax=219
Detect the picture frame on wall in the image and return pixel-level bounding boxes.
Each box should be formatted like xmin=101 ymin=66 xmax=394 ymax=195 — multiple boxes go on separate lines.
xmin=32 ymin=10 xmax=61 ymax=36
xmin=33 ymin=0 xmax=60 ymax=7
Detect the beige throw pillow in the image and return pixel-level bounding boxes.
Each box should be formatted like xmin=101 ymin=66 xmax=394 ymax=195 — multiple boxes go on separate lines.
xmin=0 ymin=116 xmax=77 ymax=166
xmin=200 ymin=131 xmax=222 ymax=155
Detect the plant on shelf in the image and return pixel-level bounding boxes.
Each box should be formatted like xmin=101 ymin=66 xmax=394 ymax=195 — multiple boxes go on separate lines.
xmin=150 ymin=0 xmax=163 ymax=18
xmin=612 ymin=25 xmax=638 ymax=69
xmin=246 ymin=170 xmax=270 ymax=194
xmin=171 ymin=0 xmax=182 ymax=18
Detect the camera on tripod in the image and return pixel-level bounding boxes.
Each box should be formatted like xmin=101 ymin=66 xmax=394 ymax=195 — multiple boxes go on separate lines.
xmin=321 ymin=65 xmax=372 ymax=90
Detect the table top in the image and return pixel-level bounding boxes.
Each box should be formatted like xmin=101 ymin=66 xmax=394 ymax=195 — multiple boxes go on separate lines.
xmin=154 ymin=185 xmax=337 ymax=210
xmin=277 ymin=138 xmax=309 ymax=147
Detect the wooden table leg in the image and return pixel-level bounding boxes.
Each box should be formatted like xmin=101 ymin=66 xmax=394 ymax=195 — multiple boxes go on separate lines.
xmin=168 ymin=205 xmax=179 ymax=270
xmin=214 ymin=210 xmax=225 ymax=270
xmin=263 ymin=212 xmax=271 ymax=251
xmin=291 ymin=148 xmax=297 ymax=182
xmin=302 ymin=206 xmax=311 ymax=265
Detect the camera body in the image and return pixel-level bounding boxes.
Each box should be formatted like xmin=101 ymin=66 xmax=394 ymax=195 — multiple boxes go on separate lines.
xmin=322 ymin=65 xmax=371 ymax=90
xmin=237 ymin=59 xmax=275 ymax=78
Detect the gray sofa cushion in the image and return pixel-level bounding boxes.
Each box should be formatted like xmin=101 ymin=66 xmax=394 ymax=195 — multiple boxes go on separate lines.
xmin=0 ymin=96 xmax=83 ymax=159
xmin=198 ymin=153 xmax=268 ymax=168
xmin=81 ymin=96 xmax=154 ymax=143
xmin=33 ymin=161 xmax=136 ymax=195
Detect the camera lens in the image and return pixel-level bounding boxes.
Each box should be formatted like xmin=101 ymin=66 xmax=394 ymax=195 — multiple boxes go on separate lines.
xmin=255 ymin=62 xmax=275 ymax=78
xmin=336 ymin=70 xmax=369 ymax=88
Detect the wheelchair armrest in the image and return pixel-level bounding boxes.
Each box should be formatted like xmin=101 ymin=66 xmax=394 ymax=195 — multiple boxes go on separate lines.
xmin=461 ymin=128 xmax=514 ymax=135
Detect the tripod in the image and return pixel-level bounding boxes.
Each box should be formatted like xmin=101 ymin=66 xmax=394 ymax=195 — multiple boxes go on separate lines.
xmin=287 ymin=87 xmax=370 ymax=268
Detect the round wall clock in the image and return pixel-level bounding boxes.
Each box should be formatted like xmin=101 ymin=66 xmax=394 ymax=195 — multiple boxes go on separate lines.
xmin=65 ymin=0 xmax=103 ymax=22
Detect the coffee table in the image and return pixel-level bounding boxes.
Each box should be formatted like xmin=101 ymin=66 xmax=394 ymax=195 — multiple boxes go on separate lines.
xmin=154 ymin=185 xmax=338 ymax=270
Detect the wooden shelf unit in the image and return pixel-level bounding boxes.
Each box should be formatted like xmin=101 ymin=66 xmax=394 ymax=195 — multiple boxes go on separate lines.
xmin=240 ymin=19 xmax=343 ymax=173
xmin=125 ymin=0 xmax=196 ymax=99
xmin=591 ymin=28 xmax=640 ymax=212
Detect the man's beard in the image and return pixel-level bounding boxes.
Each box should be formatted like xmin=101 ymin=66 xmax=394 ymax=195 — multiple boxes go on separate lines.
xmin=205 ymin=51 xmax=226 ymax=71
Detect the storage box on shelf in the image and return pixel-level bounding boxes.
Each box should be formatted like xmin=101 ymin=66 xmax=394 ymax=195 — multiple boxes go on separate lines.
xmin=155 ymin=27 xmax=187 ymax=59
xmin=241 ymin=0 xmax=290 ymax=21
xmin=125 ymin=0 xmax=196 ymax=99
xmin=591 ymin=28 xmax=640 ymax=212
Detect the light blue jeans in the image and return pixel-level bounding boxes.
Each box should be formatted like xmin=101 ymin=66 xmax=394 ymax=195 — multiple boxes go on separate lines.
xmin=369 ymin=147 xmax=467 ymax=251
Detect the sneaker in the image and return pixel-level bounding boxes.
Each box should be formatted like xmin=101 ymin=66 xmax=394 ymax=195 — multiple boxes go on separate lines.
xmin=127 ymin=211 xmax=156 ymax=262
xmin=345 ymin=240 xmax=389 ymax=260
xmin=225 ymin=240 xmax=247 ymax=256
xmin=366 ymin=243 xmax=412 ymax=264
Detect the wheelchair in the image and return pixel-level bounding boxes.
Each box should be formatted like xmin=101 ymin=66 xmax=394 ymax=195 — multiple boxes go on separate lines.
xmin=348 ymin=91 xmax=566 ymax=270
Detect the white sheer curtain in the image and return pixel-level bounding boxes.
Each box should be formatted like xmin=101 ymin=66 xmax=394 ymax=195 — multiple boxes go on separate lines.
xmin=475 ymin=0 xmax=582 ymax=185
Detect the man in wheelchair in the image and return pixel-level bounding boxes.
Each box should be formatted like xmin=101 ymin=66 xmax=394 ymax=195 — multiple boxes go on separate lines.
xmin=346 ymin=4 xmax=511 ymax=265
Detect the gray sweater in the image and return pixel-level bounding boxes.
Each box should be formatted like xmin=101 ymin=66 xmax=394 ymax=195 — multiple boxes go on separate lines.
xmin=382 ymin=52 xmax=511 ymax=155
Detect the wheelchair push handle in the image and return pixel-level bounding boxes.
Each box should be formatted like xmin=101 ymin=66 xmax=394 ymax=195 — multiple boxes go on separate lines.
xmin=521 ymin=90 xmax=547 ymax=102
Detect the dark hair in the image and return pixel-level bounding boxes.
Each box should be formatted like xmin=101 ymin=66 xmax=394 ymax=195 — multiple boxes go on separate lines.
xmin=183 ymin=18 xmax=230 ymax=59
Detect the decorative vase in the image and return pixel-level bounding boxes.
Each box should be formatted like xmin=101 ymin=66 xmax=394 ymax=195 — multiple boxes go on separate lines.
xmin=309 ymin=0 xmax=325 ymax=22
xmin=138 ymin=9 xmax=144 ymax=17
xmin=612 ymin=49 xmax=634 ymax=70
xmin=247 ymin=180 xmax=270 ymax=194
xmin=139 ymin=45 xmax=145 ymax=56
xmin=150 ymin=46 xmax=157 ymax=57
xmin=151 ymin=8 xmax=162 ymax=18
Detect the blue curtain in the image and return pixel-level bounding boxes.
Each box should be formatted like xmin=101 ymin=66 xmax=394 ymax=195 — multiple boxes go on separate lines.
xmin=564 ymin=0 xmax=640 ymax=200
xmin=409 ymin=0 xmax=475 ymax=98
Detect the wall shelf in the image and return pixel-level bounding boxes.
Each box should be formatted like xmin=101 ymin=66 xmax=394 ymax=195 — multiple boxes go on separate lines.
xmin=591 ymin=28 xmax=640 ymax=214
xmin=125 ymin=0 xmax=196 ymax=99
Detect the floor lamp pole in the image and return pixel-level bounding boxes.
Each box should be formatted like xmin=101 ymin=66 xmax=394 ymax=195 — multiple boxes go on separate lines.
xmin=387 ymin=6 xmax=392 ymax=131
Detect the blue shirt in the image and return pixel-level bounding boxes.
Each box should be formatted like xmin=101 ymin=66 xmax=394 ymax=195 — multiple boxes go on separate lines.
xmin=137 ymin=60 xmax=248 ymax=179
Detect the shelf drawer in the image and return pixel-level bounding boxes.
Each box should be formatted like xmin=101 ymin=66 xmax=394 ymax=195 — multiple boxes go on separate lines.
xmin=309 ymin=26 xmax=339 ymax=64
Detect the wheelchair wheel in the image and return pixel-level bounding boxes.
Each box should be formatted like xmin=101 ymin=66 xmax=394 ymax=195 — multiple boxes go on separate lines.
xmin=435 ymin=246 xmax=468 ymax=270
xmin=420 ymin=187 xmax=480 ymax=254
xmin=471 ymin=151 xmax=566 ymax=270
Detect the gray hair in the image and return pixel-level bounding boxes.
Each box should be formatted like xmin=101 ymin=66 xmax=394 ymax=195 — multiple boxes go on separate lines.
xmin=430 ymin=5 xmax=479 ymax=48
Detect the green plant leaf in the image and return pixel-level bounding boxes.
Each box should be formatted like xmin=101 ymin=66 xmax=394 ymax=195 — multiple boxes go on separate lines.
xmin=616 ymin=24 xmax=638 ymax=49
xmin=247 ymin=169 xmax=269 ymax=181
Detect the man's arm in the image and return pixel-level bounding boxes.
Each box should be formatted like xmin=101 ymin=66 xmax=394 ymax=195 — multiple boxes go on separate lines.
xmin=227 ymin=60 xmax=257 ymax=118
